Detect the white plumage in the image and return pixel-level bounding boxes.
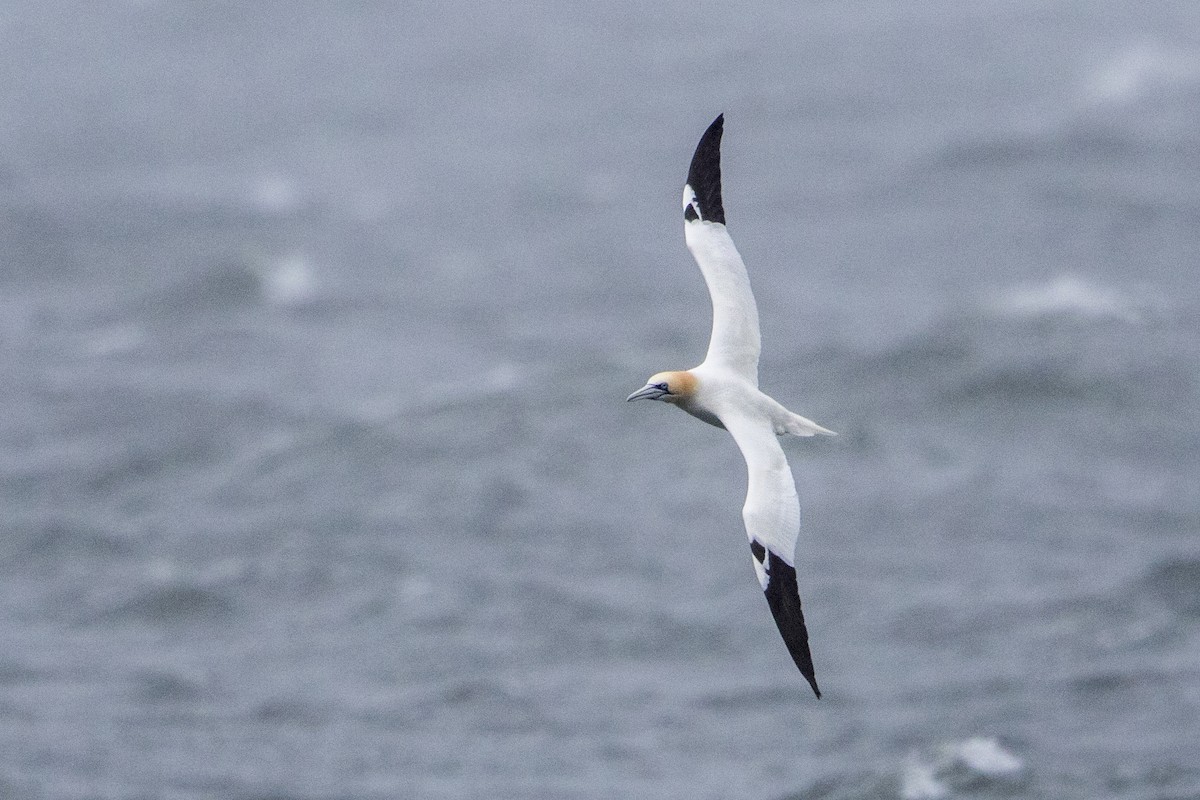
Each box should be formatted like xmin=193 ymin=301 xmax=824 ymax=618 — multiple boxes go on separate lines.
xmin=628 ymin=115 xmax=834 ymax=697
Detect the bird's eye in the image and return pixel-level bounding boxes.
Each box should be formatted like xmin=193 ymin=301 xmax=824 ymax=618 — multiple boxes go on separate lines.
xmin=655 ymin=382 xmax=670 ymax=393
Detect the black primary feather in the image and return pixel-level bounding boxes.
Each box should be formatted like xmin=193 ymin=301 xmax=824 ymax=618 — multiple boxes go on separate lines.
xmin=759 ymin=546 xmax=821 ymax=698
xmin=685 ymin=114 xmax=726 ymax=225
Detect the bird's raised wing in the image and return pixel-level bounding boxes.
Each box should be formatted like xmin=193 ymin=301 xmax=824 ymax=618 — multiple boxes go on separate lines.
xmin=682 ymin=114 xmax=761 ymax=385
xmin=721 ymin=409 xmax=820 ymax=697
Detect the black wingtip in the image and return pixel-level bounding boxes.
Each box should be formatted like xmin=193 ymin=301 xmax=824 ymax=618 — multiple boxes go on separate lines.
xmin=685 ymin=113 xmax=726 ymax=225
xmin=761 ymin=550 xmax=821 ymax=698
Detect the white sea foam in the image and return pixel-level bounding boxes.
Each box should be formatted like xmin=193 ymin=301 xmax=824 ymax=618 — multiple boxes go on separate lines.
xmin=86 ymin=324 xmax=145 ymax=356
xmin=900 ymin=761 xmax=949 ymax=800
xmin=991 ymin=275 xmax=1162 ymax=323
xmin=1088 ymin=44 xmax=1200 ymax=106
xmin=901 ymin=737 xmax=1025 ymax=799
xmin=251 ymin=175 xmax=304 ymax=215
xmin=955 ymin=736 xmax=1024 ymax=776
xmin=259 ymin=252 xmax=319 ymax=307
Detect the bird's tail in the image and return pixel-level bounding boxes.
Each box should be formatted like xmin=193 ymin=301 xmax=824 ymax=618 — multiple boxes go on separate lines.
xmin=784 ymin=412 xmax=836 ymax=437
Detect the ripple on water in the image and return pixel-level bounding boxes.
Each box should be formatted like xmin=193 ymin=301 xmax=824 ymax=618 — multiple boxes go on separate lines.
xmin=92 ymin=583 xmax=237 ymax=626
xmin=1142 ymin=557 xmax=1200 ymax=618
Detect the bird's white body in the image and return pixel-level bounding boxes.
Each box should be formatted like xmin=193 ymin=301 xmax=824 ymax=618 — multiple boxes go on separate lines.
xmin=676 ymin=222 xmax=833 ymax=572
xmin=627 ymin=115 xmax=833 ymax=697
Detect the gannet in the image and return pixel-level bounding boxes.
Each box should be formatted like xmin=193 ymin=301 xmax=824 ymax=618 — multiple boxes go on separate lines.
xmin=627 ymin=114 xmax=834 ymax=698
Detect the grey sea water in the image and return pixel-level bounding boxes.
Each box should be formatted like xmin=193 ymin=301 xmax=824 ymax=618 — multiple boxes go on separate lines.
xmin=2 ymin=2 xmax=1198 ymax=798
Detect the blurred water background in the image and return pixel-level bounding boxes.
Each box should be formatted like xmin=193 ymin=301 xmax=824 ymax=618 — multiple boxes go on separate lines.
xmin=2 ymin=2 xmax=1199 ymax=798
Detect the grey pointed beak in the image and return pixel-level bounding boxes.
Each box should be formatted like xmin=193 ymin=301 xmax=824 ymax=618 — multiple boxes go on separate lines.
xmin=627 ymin=384 xmax=667 ymax=402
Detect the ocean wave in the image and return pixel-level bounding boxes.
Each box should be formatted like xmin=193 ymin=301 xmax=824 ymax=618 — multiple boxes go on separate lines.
xmin=1086 ymin=44 xmax=1200 ymax=107
xmin=907 ymin=43 xmax=1200 ymax=200
xmin=502 ymin=579 xmax=738 ymax=662
xmin=0 ymin=202 xmax=79 ymax=283
xmin=257 ymin=251 xmax=319 ymax=308
xmin=780 ymin=772 xmax=893 ymax=800
xmin=921 ymin=125 xmax=1140 ymax=176
xmin=835 ymin=279 xmax=1175 ymax=412
xmin=138 ymin=260 xmax=263 ymax=314
xmin=253 ymin=695 xmax=333 ymax=726
xmin=90 ymin=581 xmax=238 ymax=626
xmin=987 ymin=275 xmax=1166 ymax=324
xmin=130 ymin=667 xmax=214 ymax=704
xmin=1069 ymin=669 xmax=1136 ymax=696
xmin=0 ymin=661 xmax=43 ymax=687
xmin=947 ymin=358 xmax=1119 ymax=404
xmin=779 ymin=739 xmax=1026 ymax=800
xmin=404 ymin=677 xmax=548 ymax=734
xmin=132 ymin=250 xmax=322 ymax=319
xmin=1142 ymin=557 xmax=1200 ymax=618
xmin=10 ymin=518 xmax=135 ymax=564
xmin=900 ymin=738 xmax=1026 ymax=800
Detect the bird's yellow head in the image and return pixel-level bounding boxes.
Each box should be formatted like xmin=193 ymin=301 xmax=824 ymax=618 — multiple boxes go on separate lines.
xmin=626 ymin=370 xmax=698 ymax=404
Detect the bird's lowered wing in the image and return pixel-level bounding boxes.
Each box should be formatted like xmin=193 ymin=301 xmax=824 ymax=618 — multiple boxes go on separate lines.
xmin=721 ymin=410 xmax=821 ymax=698
xmin=682 ymin=115 xmax=761 ymax=385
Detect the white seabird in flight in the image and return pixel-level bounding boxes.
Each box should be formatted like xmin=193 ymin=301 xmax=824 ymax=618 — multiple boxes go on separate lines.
xmin=627 ymin=114 xmax=834 ymax=698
